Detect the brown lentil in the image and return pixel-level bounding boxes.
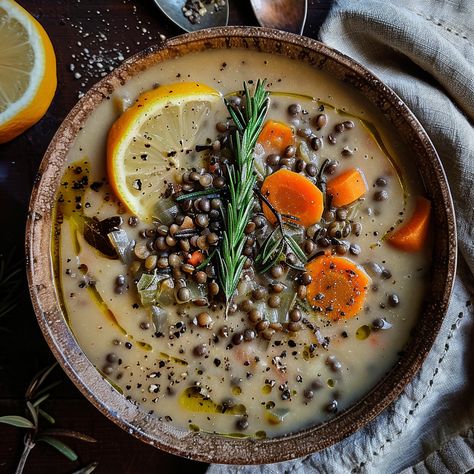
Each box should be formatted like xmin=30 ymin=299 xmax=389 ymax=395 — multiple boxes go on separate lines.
xmin=288 ymin=321 xmax=302 ymax=332
xmin=288 ymin=103 xmax=302 ymax=116
xmin=176 ymin=287 xmax=191 ymax=303
xmin=213 ymin=176 xmax=226 ymax=188
xmin=289 ymin=308 xmax=302 ymax=322
xmin=388 ymin=294 xmax=400 ymax=307
xmin=303 ymin=239 xmax=315 ymax=255
xmin=374 ymin=190 xmax=389 ymax=201
xmin=197 ymin=312 xmax=212 ymax=328
xmin=352 ymin=222 xmax=362 ymax=236
xmin=193 ymin=344 xmax=208 ymax=357
xmin=252 ymin=287 xmax=266 ymax=300
xmin=270 ymin=265 xmax=284 ymax=279
xmin=232 ymin=333 xmax=244 ymax=345
xmin=208 ymin=280 xmax=219 ymax=296
xmin=310 ymin=136 xmax=323 ymax=151
xmin=305 ymin=163 xmax=317 ymax=177
xmin=245 ymin=221 xmax=256 ymax=234
xmin=297 ymin=285 xmax=307 ymax=299
xmin=256 ymin=319 xmax=270 ymax=332
xmin=336 ymin=242 xmax=349 ymax=255
xmin=165 ymin=235 xmax=177 ymax=247
xmin=270 ymin=282 xmax=284 ymax=293
xmin=266 ymin=154 xmax=280 ymax=167
xmin=268 ymin=295 xmax=281 ymax=308
xmin=283 ymin=145 xmax=296 ymax=158
xmin=301 ymin=272 xmax=312 ymax=286
xmin=262 ymin=328 xmax=275 ymax=340
xmin=194 ymin=271 xmax=207 ymax=284
xmin=248 ymin=309 xmax=262 ymax=323
xmin=314 ymin=113 xmax=328 ymax=129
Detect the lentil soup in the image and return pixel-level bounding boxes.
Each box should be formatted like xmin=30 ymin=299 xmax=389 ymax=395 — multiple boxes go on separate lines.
xmin=53 ymin=48 xmax=432 ymax=438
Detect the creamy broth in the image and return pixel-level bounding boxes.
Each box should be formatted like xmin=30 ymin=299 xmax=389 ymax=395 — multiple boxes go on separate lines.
xmin=53 ymin=48 xmax=431 ymax=438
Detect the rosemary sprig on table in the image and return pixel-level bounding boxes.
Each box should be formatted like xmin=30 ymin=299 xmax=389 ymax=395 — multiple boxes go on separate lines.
xmin=0 ymin=364 xmax=98 ymax=474
xmin=254 ymin=188 xmax=308 ymax=272
xmin=217 ymin=80 xmax=269 ymax=309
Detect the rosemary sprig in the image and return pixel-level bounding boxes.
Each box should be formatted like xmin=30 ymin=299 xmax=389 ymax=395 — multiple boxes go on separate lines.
xmin=217 ymin=80 xmax=270 ymax=309
xmin=254 ymin=188 xmax=308 ymax=272
xmin=0 ymin=364 xmax=98 ymax=474
xmin=174 ymin=187 xmax=222 ymax=202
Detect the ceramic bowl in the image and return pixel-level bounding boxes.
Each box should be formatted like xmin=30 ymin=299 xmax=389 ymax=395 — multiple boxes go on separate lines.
xmin=26 ymin=27 xmax=456 ymax=464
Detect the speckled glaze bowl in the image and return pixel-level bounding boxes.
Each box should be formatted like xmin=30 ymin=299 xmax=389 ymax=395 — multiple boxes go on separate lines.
xmin=26 ymin=27 xmax=456 ymax=464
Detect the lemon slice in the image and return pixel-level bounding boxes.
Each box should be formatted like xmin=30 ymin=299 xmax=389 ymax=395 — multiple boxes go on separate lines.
xmin=107 ymin=82 xmax=222 ymax=221
xmin=0 ymin=0 xmax=56 ymax=143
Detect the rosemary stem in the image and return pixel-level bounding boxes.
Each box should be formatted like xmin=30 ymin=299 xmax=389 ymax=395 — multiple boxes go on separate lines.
xmin=15 ymin=434 xmax=35 ymax=474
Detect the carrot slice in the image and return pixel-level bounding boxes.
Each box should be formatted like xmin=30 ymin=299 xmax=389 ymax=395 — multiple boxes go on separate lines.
xmin=260 ymin=169 xmax=324 ymax=227
xmin=257 ymin=120 xmax=294 ymax=154
xmin=306 ymin=255 xmax=371 ymax=320
xmin=188 ymin=250 xmax=204 ymax=266
xmin=326 ymin=168 xmax=368 ymax=207
xmin=387 ymin=196 xmax=431 ymax=252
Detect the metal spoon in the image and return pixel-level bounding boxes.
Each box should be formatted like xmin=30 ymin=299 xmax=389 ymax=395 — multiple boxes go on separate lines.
xmin=153 ymin=0 xmax=229 ymax=33
xmin=250 ymin=0 xmax=308 ymax=34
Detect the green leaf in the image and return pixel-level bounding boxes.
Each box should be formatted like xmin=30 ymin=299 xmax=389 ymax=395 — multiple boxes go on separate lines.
xmin=26 ymin=401 xmax=38 ymax=427
xmin=32 ymin=393 xmax=50 ymax=408
xmin=26 ymin=363 xmax=58 ymax=398
xmin=174 ymin=187 xmax=222 ymax=202
xmin=42 ymin=428 xmax=97 ymax=443
xmin=37 ymin=435 xmax=78 ymax=461
xmin=71 ymin=462 xmax=99 ymax=474
xmin=38 ymin=408 xmax=55 ymax=424
xmin=285 ymin=234 xmax=308 ymax=264
xmin=0 ymin=415 xmax=34 ymax=429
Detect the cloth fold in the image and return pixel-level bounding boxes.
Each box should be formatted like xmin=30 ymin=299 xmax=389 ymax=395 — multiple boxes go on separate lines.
xmin=208 ymin=1 xmax=474 ymax=472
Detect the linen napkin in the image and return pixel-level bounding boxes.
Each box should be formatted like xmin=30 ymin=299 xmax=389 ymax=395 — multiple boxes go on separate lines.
xmin=208 ymin=0 xmax=474 ymax=472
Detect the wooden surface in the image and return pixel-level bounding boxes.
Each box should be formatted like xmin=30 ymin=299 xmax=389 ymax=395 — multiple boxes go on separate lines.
xmin=0 ymin=1 xmax=332 ymax=472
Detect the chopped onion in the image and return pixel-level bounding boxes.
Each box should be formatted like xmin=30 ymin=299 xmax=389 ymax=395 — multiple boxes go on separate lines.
xmin=108 ymin=230 xmax=134 ymax=264
xmin=296 ymin=141 xmax=317 ymax=164
xmin=150 ymin=305 xmax=168 ymax=334
xmin=284 ymin=224 xmax=305 ymax=244
xmin=153 ymin=196 xmax=179 ymax=226
xmin=186 ymin=280 xmax=207 ymax=300
xmin=275 ymin=291 xmax=297 ymax=324
xmin=253 ymin=142 xmax=268 ymax=179
xmin=137 ymin=271 xmax=170 ymax=306
xmin=156 ymin=277 xmax=175 ymax=306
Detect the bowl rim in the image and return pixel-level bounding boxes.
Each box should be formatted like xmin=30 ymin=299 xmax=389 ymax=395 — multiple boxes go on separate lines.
xmin=26 ymin=26 xmax=457 ymax=465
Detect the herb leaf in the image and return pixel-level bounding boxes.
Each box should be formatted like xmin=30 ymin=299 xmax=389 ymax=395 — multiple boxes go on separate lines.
xmin=217 ymin=80 xmax=269 ymax=305
xmin=37 ymin=436 xmax=78 ymax=461
xmin=0 ymin=415 xmax=34 ymax=429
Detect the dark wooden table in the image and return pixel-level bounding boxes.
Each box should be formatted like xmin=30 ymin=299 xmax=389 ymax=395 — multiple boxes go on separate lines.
xmin=0 ymin=1 xmax=332 ymax=472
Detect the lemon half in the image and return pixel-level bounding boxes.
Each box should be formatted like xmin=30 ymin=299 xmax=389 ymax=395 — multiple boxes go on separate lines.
xmin=107 ymin=82 xmax=222 ymax=221
xmin=0 ymin=0 xmax=57 ymax=143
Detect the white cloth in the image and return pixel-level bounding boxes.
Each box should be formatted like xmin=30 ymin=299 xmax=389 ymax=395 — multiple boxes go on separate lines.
xmin=208 ymin=0 xmax=474 ymax=472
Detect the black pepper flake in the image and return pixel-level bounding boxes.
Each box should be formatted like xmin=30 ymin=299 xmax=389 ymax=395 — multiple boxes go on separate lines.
xmin=125 ymin=342 xmax=132 ymax=349
xmin=213 ymin=358 xmax=221 ymax=367
xmin=90 ymin=181 xmax=103 ymax=192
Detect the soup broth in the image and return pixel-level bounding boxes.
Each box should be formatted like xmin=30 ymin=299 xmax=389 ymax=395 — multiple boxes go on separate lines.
xmin=53 ymin=48 xmax=431 ymax=438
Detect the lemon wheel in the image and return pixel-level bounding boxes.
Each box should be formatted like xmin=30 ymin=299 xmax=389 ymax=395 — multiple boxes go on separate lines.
xmin=107 ymin=82 xmax=223 ymax=221
xmin=0 ymin=0 xmax=57 ymax=143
